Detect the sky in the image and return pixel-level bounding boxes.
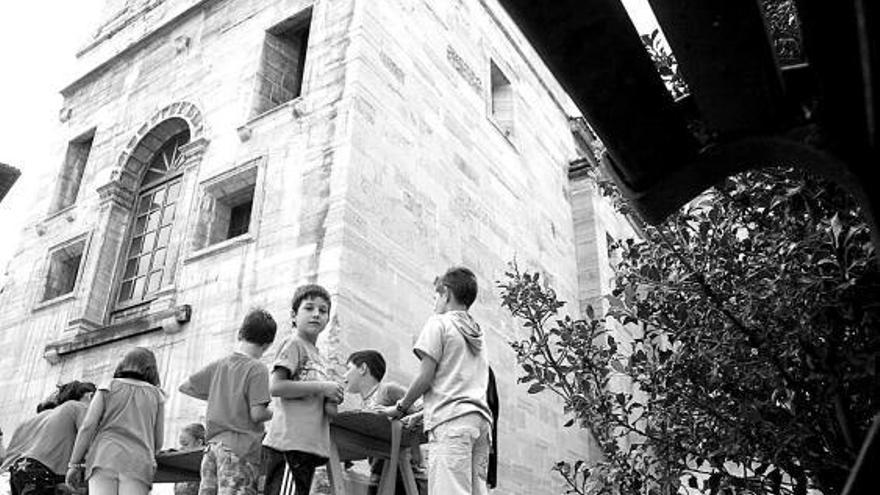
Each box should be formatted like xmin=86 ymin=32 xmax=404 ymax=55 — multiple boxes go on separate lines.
xmin=0 ymin=0 xmax=658 ymax=273
xmin=0 ymin=2 xmax=105 ymax=271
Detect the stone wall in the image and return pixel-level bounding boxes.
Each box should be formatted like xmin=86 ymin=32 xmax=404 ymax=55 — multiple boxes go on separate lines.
xmin=333 ymin=0 xmax=601 ymax=492
xmin=0 ymin=0 xmax=612 ymax=492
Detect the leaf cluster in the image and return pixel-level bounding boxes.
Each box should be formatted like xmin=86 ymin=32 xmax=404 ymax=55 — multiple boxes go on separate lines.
xmin=499 ymin=167 xmax=879 ymax=494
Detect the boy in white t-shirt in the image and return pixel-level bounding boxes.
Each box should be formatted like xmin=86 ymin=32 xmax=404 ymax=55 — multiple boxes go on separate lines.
xmin=382 ymin=267 xmax=492 ymax=495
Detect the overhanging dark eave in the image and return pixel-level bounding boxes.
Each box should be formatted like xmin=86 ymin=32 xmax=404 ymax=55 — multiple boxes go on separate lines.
xmin=498 ymin=0 xmax=698 ymax=200
xmin=0 ymin=162 xmax=22 ymax=203
xmin=647 ymin=0 xmax=791 ymax=134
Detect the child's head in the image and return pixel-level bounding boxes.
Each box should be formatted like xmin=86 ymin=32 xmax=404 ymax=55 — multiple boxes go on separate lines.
xmin=291 ymin=284 xmax=332 ymax=317
xmin=55 ymin=380 xmax=97 ymax=405
xmin=434 ymin=266 xmax=478 ymax=312
xmin=178 ymin=422 xmax=206 ymax=450
xmin=290 ymin=284 xmax=331 ymax=340
xmin=344 ymin=350 xmax=386 ymax=393
xmin=113 ymin=347 xmax=161 ymax=387
xmin=238 ymin=308 xmax=277 ymax=347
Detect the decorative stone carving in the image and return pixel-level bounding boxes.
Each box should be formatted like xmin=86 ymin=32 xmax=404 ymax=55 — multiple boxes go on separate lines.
xmin=290 ymin=98 xmax=307 ymax=119
xmin=237 ymin=125 xmax=253 ymax=142
xmin=446 ymin=45 xmax=482 ymax=93
xmin=174 ymin=35 xmax=191 ymax=54
xmin=59 ymin=107 xmax=73 ymax=123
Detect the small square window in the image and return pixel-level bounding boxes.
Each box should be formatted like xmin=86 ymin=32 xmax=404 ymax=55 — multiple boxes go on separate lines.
xmin=43 ymin=239 xmax=86 ymax=301
xmin=195 ymin=165 xmax=259 ymax=251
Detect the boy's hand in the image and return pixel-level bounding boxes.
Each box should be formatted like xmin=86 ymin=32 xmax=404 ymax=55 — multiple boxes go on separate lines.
xmin=377 ymin=405 xmax=403 ymax=418
xmin=401 ymin=411 xmax=424 ymax=428
xmin=65 ymin=466 xmax=84 ymax=491
xmin=321 ymin=381 xmax=345 ymax=403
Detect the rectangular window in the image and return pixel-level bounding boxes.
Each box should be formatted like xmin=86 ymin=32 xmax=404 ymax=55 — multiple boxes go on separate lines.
xmin=117 ymin=179 xmax=181 ymax=305
xmin=227 ymin=199 xmax=253 ymax=239
xmin=43 ymin=238 xmax=86 ymax=301
xmin=490 ymin=61 xmax=514 ymax=138
xmin=253 ymin=10 xmax=312 ymax=116
xmin=196 ymin=164 xmax=259 ymax=250
xmin=49 ymin=130 xmax=95 ymax=213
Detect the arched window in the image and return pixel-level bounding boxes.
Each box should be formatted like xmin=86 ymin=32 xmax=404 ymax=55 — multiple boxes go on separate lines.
xmin=116 ymin=119 xmax=190 ymax=307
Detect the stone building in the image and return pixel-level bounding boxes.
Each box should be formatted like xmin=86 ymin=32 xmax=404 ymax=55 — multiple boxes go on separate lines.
xmin=0 ymin=0 xmax=636 ymax=492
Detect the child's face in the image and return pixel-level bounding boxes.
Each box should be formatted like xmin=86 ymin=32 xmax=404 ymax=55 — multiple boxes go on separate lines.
xmin=293 ymin=296 xmax=330 ymax=340
xmin=178 ymin=431 xmax=203 ymax=450
xmin=343 ymin=361 xmax=367 ymax=394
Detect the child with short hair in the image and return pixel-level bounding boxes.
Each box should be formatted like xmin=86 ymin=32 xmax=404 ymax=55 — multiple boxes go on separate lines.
xmin=263 ymin=284 xmax=344 ymax=495
xmin=179 ymin=308 xmax=278 ymax=495
xmin=66 ymin=347 xmax=166 ymax=495
xmin=344 ymin=350 xmax=424 ymax=495
xmin=173 ymin=423 xmax=206 ymax=495
xmin=343 ymin=350 xmax=400 ymax=410
xmin=382 ymin=267 xmax=492 ymax=495
xmin=1 ymin=380 xmax=96 ymax=495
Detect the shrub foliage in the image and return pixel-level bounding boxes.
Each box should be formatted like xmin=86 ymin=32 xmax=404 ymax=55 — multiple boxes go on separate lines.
xmin=499 ymin=168 xmax=879 ymax=494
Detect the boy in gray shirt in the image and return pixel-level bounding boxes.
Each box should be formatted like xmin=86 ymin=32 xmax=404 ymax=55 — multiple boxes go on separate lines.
xmin=179 ymin=308 xmax=277 ymax=495
xmin=382 ymin=267 xmax=492 ymax=495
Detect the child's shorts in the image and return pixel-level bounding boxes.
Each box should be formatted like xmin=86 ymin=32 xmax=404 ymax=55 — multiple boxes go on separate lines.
xmin=200 ymin=442 xmax=262 ymax=495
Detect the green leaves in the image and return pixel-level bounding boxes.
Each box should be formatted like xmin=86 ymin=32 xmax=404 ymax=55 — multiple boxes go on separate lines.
xmin=499 ymin=166 xmax=878 ymax=494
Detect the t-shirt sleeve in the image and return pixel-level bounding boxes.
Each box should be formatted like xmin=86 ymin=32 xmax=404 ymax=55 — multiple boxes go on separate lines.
xmin=70 ymin=401 xmax=87 ymax=429
xmin=179 ymin=362 xmax=215 ymax=400
xmin=413 ymin=316 xmax=444 ymax=363
xmin=375 ymin=382 xmax=406 ymax=406
xmin=272 ymin=338 xmax=303 ymax=378
xmin=247 ymin=363 xmax=271 ymax=407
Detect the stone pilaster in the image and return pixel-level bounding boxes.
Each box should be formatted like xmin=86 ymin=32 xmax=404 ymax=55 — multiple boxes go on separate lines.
xmin=64 ymin=176 xmax=135 ymax=334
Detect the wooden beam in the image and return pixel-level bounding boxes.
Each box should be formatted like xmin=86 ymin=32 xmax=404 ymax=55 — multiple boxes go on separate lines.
xmin=498 ymin=0 xmax=697 ymax=194
xmin=647 ymin=0 xmax=791 ymax=134
xmin=795 ymin=0 xmax=878 ymax=157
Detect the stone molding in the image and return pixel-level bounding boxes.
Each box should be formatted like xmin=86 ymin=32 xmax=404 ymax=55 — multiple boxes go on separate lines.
xmin=96 ymin=176 xmax=136 ymax=210
xmin=115 ymin=101 xmax=208 ymax=191
xmin=43 ymin=304 xmax=192 ymax=363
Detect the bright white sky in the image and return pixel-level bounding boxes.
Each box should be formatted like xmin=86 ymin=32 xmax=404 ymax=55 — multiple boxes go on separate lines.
xmin=0 ymin=2 xmax=105 ymax=271
xmin=0 ymin=0 xmax=658 ymax=273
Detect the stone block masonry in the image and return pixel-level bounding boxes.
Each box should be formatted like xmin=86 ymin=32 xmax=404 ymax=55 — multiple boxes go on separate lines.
xmin=0 ymin=0 xmax=628 ymax=493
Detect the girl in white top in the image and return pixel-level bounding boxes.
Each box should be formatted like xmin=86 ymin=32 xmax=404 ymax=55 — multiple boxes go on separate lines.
xmin=66 ymin=347 xmax=166 ymax=495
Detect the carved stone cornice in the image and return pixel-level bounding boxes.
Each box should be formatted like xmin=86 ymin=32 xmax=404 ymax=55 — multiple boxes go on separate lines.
xmin=43 ymin=304 xmax=194 ymax=363
xmin=96 ymin=177 xmax=135 ymax=210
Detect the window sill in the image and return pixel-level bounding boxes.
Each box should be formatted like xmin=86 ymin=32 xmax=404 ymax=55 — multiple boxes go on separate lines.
xmin=33 ymin=292 xmax=77 ymax=312
xmin=43 ymin=304 xmax=190 ymax=364
xmin=36 ymin=205 xmax=77 ymax=236
xmin=246 ymin=96 xmax=305 ymax=126
xmin=488 ymin=117 xmax=517 ymax=151
xmin=185 ymin=233 xmax=254 ymax=263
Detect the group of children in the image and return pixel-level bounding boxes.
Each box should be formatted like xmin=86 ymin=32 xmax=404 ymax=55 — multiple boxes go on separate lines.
xmin=1 ymin=266 xmax=494 ymax=495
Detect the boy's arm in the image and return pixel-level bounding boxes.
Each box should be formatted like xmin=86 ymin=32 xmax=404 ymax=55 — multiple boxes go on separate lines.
xmin=269 ymin=367 xmax=343 ymax=401
xmin=154 ymin=400 xmax=165 ymax=452
xmin=323 ymin=400 xmax=338 ymax=418
xmin=249 ymin=403 xmax=273 ymax=423
xmin=66 ymin=390 xmax=106 ymax=489
xmin=179 ymin=363 xmax=213 ymax=400
xmin=248 ymin=365 xmax=273 ymax=423
xmin=68 ymin=389 xmax=106 ymax=465
xmin=381 ymin=354 xmax=437 ymax=418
